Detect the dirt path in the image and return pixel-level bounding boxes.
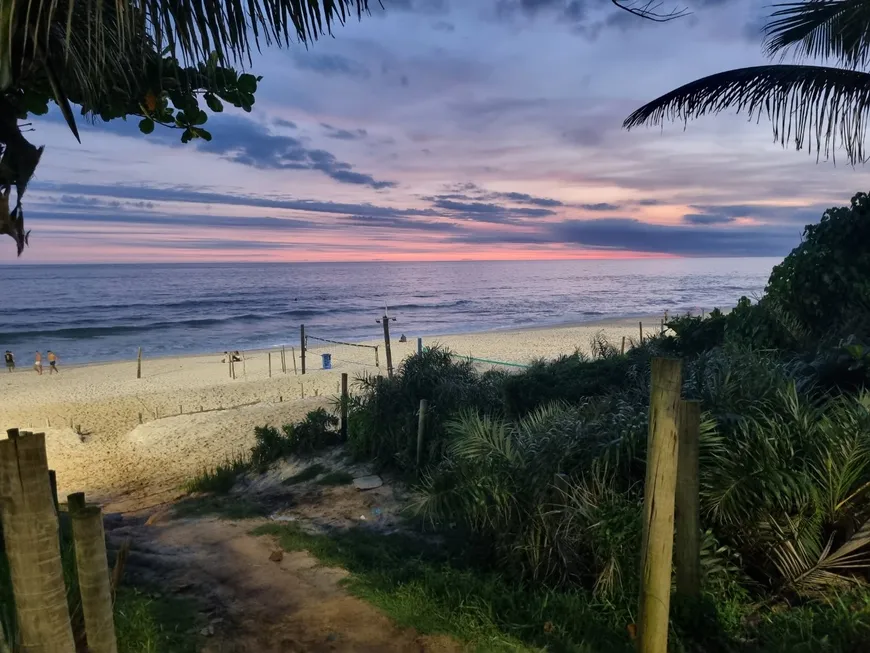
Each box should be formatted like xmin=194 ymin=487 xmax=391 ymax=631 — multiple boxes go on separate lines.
xmin=107 ymin=513 xmax=461 ymax=653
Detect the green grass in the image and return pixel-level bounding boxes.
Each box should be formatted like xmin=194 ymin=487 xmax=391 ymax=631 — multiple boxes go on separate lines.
xmin=183 ymin=454 xmax=249 ymax=494
xmin=252 ymin=523 xmax=633 ymax=652
xmin=115 ymin=587 xmax=200 ymax=653
xmin=316 ymin=470 xmax=354 ymax=486
xmin=282 ymin=463 xmax=327 ymax=486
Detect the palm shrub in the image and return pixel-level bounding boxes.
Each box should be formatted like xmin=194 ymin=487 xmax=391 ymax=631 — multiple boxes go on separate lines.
xmin=701 ymin=385 xmax=870 ymax=596
xmin=413 ymin=400 xmax=649 ymax=595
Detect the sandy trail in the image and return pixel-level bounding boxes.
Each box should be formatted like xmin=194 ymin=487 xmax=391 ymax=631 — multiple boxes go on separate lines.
xmin=109 ymin=515 xmax=461 ymax=653
xmin=1 ymin=318 xmax=646 ymax=505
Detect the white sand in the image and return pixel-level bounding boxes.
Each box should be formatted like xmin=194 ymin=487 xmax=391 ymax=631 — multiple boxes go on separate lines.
xmin=0 ymin=317 xmax=651 ymax=507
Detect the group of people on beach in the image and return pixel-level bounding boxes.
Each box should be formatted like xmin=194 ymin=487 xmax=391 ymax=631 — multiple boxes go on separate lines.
xmin=4 ymin=350 xmax=59 ymax=375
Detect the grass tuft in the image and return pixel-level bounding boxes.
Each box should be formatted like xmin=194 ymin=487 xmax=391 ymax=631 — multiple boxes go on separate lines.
xmin=183 ymin=454 xmax=248 ymax=494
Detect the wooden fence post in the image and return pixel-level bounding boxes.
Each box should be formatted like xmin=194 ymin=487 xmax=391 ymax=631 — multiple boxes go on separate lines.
xmin=300 ymin=325 xmax=306 ymax=374
xmin=638 ymin=358 xmax=682 ymax=653
xmin=69 ymin=494 xmax=118 ymax=653
xmin=416 ymin=399 xmax=429 ymax=469
xmin=621 ymin=336 xmax=626 ymax=355
xmin=417 ymin=337 xmax=423 ymax=356
xmin=341 ymin=373 xmax=349 ymax=440
xmin=0 ymin=429 xmax=76 ymax=651
xmin=136 ymin=347 xmax=142 ymax=379
xmin=268 ymin=352 xmax=272 ymax=378
xmin=292 ymin=347 xmax=298 ymax=375
xmin=675 ymin=399 xmax=702 ymax=600
xmin=639 ymin=321 xmax=644 ymax=344
xmin=281 ymin=346 xmax=287 ymax=374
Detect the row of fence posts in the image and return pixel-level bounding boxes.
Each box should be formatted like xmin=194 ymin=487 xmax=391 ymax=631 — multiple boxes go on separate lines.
xmin=1 ymin=428 xmax=117 ymax=653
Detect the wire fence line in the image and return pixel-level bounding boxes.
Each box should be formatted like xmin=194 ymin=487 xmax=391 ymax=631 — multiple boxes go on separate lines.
xmin=305 ymin=333 xmax=380 ymax=369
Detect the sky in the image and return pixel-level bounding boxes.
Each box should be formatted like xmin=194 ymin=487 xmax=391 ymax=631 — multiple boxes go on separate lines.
xmin=13 ymin=0 xmax=870 ymax=263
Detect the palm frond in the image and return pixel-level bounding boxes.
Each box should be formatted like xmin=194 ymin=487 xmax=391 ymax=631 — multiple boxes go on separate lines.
xmin=765 ymin=1 xmax=870 ymax=67
xmin=624 ymin=64 xmax=870 ymax=164
xmin=3 ymin=0 xmax=372 ymax=81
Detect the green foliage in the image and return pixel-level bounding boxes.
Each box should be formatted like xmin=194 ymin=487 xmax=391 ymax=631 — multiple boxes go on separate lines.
xmin=347 ymin=346 xmax=504 ymax=471
xmin=501 ymin=350 xmax=635 ymax=417
xmin=254 ymin=522 xmax=635 ymax=652
xmin=766 ymin=192 xmax=870 ymax=341
xmin=250 ymin=408 xmax=340 ymax=471
xmin=183 ymin=454 xmax=248 ymax=494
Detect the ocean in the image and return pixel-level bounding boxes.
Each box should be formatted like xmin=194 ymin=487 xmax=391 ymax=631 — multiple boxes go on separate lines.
xmin=0 ymin=258 xmax=778 ymax=364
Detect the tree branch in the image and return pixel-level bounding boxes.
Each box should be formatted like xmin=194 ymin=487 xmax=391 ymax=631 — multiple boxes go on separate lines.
xmin=611 ymin=0 xmax=690 ymax=22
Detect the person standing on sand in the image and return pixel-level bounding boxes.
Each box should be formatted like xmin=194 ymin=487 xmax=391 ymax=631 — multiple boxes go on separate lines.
xmin=33 ymin=351 xmax=42 ymax=375
xmin=4 ymin=350 xmax=14 ymax=372
xmin=47 ymin=350 xmax=58 ymax=374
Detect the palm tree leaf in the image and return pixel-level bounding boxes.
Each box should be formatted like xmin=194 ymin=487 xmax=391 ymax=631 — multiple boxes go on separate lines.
xmin=623 ymin=64 xmax=870 ymax=165
xmin=6 ymin=0 xmax=372 ymax=78
xmin=764 ymin=1 xmax=870 ymax=67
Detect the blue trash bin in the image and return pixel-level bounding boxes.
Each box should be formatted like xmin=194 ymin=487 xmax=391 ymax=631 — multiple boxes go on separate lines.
xmin=321 ymin=353 xmax=332 ymax=370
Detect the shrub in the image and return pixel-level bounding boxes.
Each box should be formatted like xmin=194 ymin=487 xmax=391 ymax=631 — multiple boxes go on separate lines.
xmin=347 ymin=346 xmax=504 ymax=471
xmin=184 ymin=454 xmax=249 ymax=494
xmin=250 ymin=408 xmax=339 ymax=471
xmin=766 ymin=191 xmax=870 ymax=341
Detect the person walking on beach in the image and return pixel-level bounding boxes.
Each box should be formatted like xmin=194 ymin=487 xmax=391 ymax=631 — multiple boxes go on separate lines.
xmin=4 ymin=350 xmax=13 ymax=372
xmin=47 ymin=350 xmax=58 ymax=374
xmin=33 ymin=351 xmax=42 ymax=375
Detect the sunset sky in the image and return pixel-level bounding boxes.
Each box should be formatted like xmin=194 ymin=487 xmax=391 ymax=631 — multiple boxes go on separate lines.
xmin=15 ymin=0 xmax=870 ymax=263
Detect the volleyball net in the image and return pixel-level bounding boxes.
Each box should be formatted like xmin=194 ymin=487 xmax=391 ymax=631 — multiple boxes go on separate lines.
xmin=304 ymin=334 xmax=380 ymax=369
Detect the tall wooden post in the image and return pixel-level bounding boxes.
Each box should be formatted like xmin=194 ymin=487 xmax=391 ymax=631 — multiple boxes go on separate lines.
xmin=300 ymin=324 xmax=306 ymax=375
xmin=416 ymin=399 xmax=428 ymax=469
xmin=268 ymin=352 xmax=272 ymax=378
xmin=639 ymin=321 xmax=644 ymax=344
xmin=0 ymin=430 xmax=76 ymax=651
xmin=621 ymin=336 xmax=626 ymax=355
xmin=675 ymin=399 xmax=702 ymax=600
xmin=281 ymin=346 xmax=287 ymax=374
xmin=136 ymin=347 xmax=142 ymax=379
xmin=341 ymin=373 xmax=349 ymax=440
xmin=638 ymin=358 xmax=682 ymax=653
xmin=292 ymin=347 xmax=298 ymax=375
xmin=69 ymin=494 xmax=118 ymax=653
xmin=417 ymin=337 xmax=423 ymax=356
xmin=379 ymin=313 xmax=395 ymax=378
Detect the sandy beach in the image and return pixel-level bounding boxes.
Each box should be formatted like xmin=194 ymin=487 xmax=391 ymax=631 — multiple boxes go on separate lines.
xmin=0 ymin=317 xmax=650 ymax=510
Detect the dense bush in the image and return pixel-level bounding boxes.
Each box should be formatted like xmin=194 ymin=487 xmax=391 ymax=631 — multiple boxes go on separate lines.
xmin=766 ymin=191 xmax=870 ymax=341
xmin=346 ymin=346 xmax=504 ymax=471
xmin=251 ymin=408 xmax=340 ymax=471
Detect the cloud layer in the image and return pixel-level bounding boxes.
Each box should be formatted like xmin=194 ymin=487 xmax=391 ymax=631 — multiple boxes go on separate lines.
xmin=13 ymin=0 xmax=870 ymax=263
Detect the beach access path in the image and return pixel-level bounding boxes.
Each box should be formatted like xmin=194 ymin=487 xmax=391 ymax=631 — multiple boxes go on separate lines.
xmin=0 ymin=317 xmax=650 ymax=511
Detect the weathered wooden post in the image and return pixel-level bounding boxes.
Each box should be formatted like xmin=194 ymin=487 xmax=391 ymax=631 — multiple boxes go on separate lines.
xmin=675 ymin=399 xmax=702 ymax=600
xmin=638 ymin=358 xmax=682 ymax=653
xmin=416 ymin=399 xmax=429 ymax=469
xmin=292 ymin=346 xmax=298 ymax=375
xmin=68 ymin=492 xmax=118 ymax=653
xmin=621 ymin=336 xmax=626 ymax=355
xmin=136 ymin=347 xmax=142 ymax=379
xmin=300 ymin=325 xmax=306 ymax=375
xmin=281 ymin=345 xmax=287 ymax=374
xmin=341 ymin=373 xmax=349 ymax=440
xmin=377 ymin=311 xmax=396 ymax=378
xmin=417 ymin=337 xmax=423 ymax=356
xmin=268 ymin=352 xmax=272 ymax=378
xmin=0 ymin=429 xmax=76 ymax=651
xmin=639 ymin=321 xmax=644 ymax=344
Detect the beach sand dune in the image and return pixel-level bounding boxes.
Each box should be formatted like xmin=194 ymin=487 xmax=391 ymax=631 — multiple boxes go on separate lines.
xmin=0 ymin=318 xmax=649 ymax=507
